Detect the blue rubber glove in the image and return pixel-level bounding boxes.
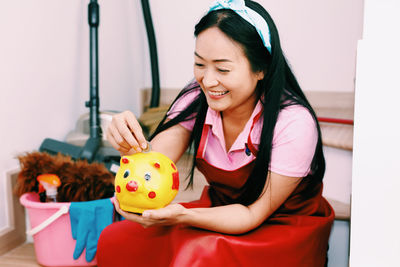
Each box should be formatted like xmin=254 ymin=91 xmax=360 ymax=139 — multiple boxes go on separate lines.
xmin=69 ymin=198 xmax=113 ymax=262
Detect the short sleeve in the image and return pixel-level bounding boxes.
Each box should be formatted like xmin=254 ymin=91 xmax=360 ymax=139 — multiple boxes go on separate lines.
xmin=166 ymin=88 xmax=200 ymax=131
xmin=269 ymin=105 xmax=318 ymax=177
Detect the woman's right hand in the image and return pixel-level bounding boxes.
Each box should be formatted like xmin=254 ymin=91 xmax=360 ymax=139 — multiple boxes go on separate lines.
xmin=106 ymin=111 xmax=148 ymax=155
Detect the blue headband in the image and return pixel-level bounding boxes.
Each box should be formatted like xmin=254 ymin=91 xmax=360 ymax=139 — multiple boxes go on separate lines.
xmin=208 ymin=0 xmax=272 ymax=53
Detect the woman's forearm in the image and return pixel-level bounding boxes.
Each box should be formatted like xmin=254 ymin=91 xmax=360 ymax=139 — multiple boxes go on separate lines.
xmin=180 ymin=204 xmax=261 ymax=234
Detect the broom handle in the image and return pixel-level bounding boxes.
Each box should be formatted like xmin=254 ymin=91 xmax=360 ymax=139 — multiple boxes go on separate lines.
xmin=80 ymin=0 xmax=101 ymax=161
xmin=87 ymin=0 xmax=101 ymax=139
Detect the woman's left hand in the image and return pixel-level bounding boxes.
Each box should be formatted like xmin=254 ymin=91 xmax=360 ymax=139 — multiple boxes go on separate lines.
xmin=114 ymin=198 xmax=186 ymax=228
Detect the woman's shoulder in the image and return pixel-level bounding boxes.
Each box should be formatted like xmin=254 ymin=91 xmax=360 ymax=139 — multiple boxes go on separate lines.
xmin=273 ymin=104 xmax=317 ymax=143
xmin=166 ymin=81 xmax=202 ymax=131
xmin=277 ymin=104 xmax=315 ymax=127
xmin=168 ymin=82 xmax=201 ymax=115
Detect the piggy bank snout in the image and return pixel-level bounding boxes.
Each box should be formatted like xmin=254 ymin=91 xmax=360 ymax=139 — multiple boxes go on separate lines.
xmin=126 ymin=180 xmax=139 ymax=192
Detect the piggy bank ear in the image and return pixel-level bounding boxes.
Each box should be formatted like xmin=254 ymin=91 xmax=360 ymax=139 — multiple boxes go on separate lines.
xmin=120 ymin=157 xmax=130 ymax=165
xmin=171 ymin=162 xmax=177 ymax=171
xmin=152 ymin=161 xmax=177 ymax=172
xmin=153 ymin=162 xmax=161 ymax=169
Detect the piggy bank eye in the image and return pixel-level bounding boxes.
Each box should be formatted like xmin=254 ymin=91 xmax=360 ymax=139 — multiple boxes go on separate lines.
xmin=123 ymin=170 xmax=130 ymax=178
xmin=144 ymin=172 xmax=151 ymax=181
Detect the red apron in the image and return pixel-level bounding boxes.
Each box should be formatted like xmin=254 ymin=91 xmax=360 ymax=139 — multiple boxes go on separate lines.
xmin=97 ymin=117 xmax=334 ymax=267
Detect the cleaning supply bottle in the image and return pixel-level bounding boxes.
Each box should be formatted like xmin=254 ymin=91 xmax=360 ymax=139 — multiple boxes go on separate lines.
xmin=37 ymin=174 xmax=61 ymax=202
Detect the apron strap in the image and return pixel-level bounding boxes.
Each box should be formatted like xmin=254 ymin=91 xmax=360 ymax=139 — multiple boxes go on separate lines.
xmin=196 ymin=124 xmax=210 ymax=159
xmin=246 ymin=111 xmax=262 ymax=157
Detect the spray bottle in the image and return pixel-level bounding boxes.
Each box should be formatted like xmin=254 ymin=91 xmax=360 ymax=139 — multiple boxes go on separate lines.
xmin=37 ymin=174 xmax=61 ymax=202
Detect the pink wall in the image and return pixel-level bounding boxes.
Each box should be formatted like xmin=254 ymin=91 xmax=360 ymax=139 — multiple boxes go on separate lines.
xmin=261 ymin=0 xmax=364 ymax=92
xmin=150 ymin=0 xmax=364 ymax=92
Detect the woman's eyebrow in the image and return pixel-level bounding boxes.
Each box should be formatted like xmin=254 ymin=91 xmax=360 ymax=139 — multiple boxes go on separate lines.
xmin=194 ymin=52 xmax=232 ymax=63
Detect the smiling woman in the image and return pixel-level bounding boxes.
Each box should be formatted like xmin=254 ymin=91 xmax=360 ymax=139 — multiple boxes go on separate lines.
xmin=193 ymin=27 xmax=265 ymax=150
xmin=97 ymin=0 xmax=333 ymax=266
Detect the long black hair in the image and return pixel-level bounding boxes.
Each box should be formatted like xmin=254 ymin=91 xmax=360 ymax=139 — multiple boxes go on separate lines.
xmin=150 ymin=0 xmax=325 ymax=206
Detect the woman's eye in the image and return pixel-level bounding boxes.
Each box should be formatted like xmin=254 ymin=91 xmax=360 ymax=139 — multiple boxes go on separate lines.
xmin=144 ymin=172 xmax=151 ymax=181
xmin=123 ymin=170 xmax=130 ymax=178
xmin=217 ymin=68 xmax=230 ymax=73
xmin=194 ymin=63 xmax=204 ymax=67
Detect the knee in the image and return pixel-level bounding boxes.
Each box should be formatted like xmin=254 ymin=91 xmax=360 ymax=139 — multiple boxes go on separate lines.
xmin=98 ymin=220 xmax=138 ymax=251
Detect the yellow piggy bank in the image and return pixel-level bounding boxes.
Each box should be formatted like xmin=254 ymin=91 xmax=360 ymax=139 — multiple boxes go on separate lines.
xmin=115 ymin=151 xmax=179 ymax=213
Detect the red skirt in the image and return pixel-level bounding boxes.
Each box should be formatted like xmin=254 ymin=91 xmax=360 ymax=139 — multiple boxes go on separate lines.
xmin=97 ymin=187 xmax=334 ymax=267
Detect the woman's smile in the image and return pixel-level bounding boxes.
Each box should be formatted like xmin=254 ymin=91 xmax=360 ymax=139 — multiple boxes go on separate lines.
xmin=208 ymin=90 xmax=230 ymax=98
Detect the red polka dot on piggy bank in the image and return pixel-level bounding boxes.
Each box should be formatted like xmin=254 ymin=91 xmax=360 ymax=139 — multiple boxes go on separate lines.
xmin=115 ymin=151 xmax=179 ymax=214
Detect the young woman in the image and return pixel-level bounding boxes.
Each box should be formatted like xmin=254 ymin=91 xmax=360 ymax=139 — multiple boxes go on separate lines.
xmin=97 ymin=0 xmax=334 ymax=266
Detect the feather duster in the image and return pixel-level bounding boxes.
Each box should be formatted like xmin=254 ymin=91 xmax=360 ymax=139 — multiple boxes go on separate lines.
xmin=15 ymin=151 xmax=115 ymax=202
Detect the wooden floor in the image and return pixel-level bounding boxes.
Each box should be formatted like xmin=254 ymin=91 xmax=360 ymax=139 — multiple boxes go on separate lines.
xmin=0 ymin=243 xmax=39 ymax=267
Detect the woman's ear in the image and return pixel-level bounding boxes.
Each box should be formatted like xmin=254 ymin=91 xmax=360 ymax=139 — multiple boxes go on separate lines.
xmin=256 ymin=71 xmax=265 ymax=81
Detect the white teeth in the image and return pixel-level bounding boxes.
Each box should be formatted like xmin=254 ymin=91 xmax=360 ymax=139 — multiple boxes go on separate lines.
xmin=209 ymin=90 xmax=228 ymax=96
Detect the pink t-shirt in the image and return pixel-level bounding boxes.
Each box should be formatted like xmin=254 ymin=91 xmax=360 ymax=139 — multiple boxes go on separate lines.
xmin=167 ymin=88 xmax=317 ymax=178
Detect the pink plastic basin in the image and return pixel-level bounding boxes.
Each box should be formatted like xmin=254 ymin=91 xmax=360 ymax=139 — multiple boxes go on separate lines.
xmin=20 ymin=192 xmax=97 ymax=267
